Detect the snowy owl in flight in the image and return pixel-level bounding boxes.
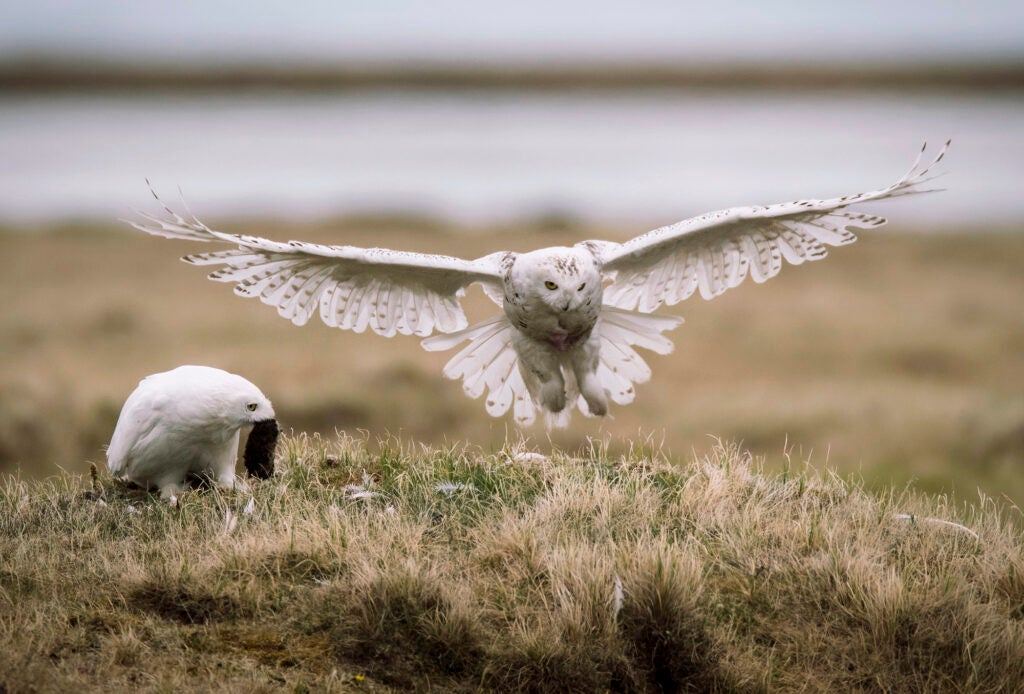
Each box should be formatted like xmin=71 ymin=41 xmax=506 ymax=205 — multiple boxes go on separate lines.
xmin=130 ymin=142 xmax=948 ymax=427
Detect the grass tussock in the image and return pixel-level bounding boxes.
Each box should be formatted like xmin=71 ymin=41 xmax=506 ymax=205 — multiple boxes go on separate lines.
xmin=1 ymin=433 xmax=1023 ymax=692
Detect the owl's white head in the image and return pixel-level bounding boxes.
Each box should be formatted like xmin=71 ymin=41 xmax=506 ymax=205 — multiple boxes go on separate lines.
xmin=505 ymin=246 xmax=603 ymax=314
xmin=219 ymin=376 xmax=276 ymax=427
xmin=163 ymin=365 xmax=277 ymax=429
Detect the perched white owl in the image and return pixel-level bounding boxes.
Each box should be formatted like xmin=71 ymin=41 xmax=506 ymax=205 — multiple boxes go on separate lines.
xmin=107 ymin=365 xmax=279 ymax=499
xmin=129 ymin=142 xmax=947 ymax=427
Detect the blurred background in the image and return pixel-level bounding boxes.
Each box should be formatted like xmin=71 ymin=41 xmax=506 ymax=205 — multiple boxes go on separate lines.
xmin=2 ymin=1 xmax=1022 ymax=505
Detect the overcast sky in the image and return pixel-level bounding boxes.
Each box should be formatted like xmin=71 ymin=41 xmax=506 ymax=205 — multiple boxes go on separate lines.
xmin=3 ymin=0 xmax=1023 ymax=66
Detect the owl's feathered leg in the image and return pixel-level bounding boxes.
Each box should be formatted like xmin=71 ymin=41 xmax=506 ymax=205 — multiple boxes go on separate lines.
xmin=512 ymin=333 xmax=568 ymax=413
xmin=536 ymin=361 xmax=568 ymax=413
xmin=541 ymin=380 xmax=567 ymax=412
xmin=570 ymin=330 xmax=608 ymax=416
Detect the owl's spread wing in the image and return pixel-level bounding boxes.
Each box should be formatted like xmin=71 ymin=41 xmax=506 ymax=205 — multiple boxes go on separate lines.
xmin=129 ymin=189 xmax=507 ymax=336
xmin=594 ymin=141 xmax=949 ymax=312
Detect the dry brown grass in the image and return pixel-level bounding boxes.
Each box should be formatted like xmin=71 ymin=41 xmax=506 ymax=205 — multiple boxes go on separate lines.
xmin=2 ymin=435 xmax=1022 ymax=692
xmin=2 ymin=221 xmax=1023 ymax=506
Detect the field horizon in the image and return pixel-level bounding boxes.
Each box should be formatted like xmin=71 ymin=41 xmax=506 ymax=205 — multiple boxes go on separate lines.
xmin=4 ymin=58 xmax=1023 ymax=94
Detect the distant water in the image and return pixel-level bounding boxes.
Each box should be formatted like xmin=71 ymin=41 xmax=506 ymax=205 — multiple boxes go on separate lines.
xmin=1 ymin=90 xmax=1021 ymax=228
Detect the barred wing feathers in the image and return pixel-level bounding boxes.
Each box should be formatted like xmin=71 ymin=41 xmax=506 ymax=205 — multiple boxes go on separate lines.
xmin=599 ymin=141 xmax=949 ymax=312
xmin=129 ymin=192 xmax=506 ymax=337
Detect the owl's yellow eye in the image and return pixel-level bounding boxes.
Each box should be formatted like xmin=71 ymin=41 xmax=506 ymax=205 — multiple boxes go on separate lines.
xmin=246 ymin=403 xmax=258 ymax=412
xmin=544 ymin=281 xmax=558 ymax=290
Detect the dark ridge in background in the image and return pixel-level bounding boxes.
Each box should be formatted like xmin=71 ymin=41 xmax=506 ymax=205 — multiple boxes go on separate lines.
xmin=3 ymin=59 xmax=1023 ymax=93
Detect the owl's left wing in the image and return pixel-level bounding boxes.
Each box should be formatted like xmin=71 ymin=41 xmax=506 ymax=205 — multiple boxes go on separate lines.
xmin=593 ymin=141 xmax=949 ymax=313
xmin=128 ymin=188 xmax=507 ymax=337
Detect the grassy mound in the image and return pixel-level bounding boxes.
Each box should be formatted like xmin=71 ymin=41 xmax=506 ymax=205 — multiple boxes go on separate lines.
xmin=1 ymin=434 xmax=1022 ymax=692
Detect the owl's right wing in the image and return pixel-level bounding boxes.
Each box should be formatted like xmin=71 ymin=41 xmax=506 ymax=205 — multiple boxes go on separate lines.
xmin=128 ymin=188 xmax=509 ymax=337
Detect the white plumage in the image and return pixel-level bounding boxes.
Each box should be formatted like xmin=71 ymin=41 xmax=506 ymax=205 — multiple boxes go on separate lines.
xmin=107 ymin=365 xmax=277 ymax=499
xmin=129 ymin=142 xmax=948 ymax=426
